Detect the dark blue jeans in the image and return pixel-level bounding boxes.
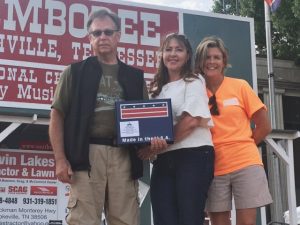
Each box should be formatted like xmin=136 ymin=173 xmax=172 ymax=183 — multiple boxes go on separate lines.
xmin=150 ymin=146 xmax=214 ymax=225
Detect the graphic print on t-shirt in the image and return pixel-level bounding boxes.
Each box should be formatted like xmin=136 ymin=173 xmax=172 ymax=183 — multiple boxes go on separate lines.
xmin=95 ymin=73 xmax=123 ymax=111
xmin=89 ymin=63 xmax=124 ymax=138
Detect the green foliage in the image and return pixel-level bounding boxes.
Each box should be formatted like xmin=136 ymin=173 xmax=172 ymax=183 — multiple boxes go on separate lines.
xmin=212 ymin=0 xmax=300 ymax=65
xmin=292 ymin=0 xmax=300 ymax=19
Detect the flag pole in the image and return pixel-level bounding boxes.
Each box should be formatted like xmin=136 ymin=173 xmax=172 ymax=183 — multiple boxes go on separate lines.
xmin=264 ymin=1 xmax=276 ymax=129
xmin=264 ymin=3 xmax=280 ymax=223
xmin=264 ymin=4 xmax=298 ymax=225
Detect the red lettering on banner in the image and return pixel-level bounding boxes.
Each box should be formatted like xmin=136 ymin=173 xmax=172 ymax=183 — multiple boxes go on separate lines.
xmin=0 ymin=151 xmax=56 ymax=179
xmin=20 ymin=141 xmax=53 ymax=151
xmin=30 ymin=186 xmax=57 ymax=196
xmin=0 ymin=0 xmax=179 ymax=110
xmin=8 ymin=186 xmax=28 ymax=194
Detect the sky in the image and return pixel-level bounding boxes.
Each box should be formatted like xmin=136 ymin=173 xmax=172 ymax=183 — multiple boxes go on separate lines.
xmin=124 ymin=0 xmax=214 ymax=12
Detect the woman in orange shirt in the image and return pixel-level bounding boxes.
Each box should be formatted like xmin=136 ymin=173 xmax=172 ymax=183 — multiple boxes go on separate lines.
xmin=194 ymin=36 xmax=272 ymax=225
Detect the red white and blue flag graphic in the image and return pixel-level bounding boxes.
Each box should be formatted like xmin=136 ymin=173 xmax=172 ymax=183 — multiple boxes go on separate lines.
xmin=116 ymin=99 xmax=174 ymax=145
xmin=120 ymin=102 xmax=169 ymax=119
xmin=265 ymin=0 xmax=281 ymax=12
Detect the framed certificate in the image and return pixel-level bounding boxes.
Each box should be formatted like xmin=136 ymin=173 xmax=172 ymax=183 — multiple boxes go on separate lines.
xmin=115 ymin=99 xmax=174 ymax=145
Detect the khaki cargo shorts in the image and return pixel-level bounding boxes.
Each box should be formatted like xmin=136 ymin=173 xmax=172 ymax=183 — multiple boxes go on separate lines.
xmin=66 ymin=144 xmax=140 ymax=225
xmin=206 ymin=165 xmax=273 ymax=212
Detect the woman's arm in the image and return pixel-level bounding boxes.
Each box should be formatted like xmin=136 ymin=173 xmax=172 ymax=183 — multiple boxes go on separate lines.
xmin=174 ymin=112 xmax=202 ymax=143
xmin=251 ymin=108 xmax=272 ymax=145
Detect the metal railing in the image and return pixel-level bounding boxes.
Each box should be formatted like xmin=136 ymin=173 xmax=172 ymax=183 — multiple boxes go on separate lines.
xmin=264 ymin=129 xmax=300 ymax=225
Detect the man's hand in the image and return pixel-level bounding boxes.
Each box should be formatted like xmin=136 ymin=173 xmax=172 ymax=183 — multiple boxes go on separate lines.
xmin=49 ymin=109 xmax=73 ymax=184
xmin=55 ymin=158 xmax=73 ymax=184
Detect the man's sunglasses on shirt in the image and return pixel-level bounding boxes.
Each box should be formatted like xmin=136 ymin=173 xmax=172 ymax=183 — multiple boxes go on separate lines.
xmin=209 ymin=94 xmax=220 ymax=116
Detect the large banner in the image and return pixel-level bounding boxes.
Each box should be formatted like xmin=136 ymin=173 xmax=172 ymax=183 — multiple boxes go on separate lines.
xmin=0 ymin=0 xmax=179 ymax=111
xmin=0 ymin=0 xmax=256 ymax=113
xmin=0 ymin=149 xmax=69 ymax=224
xmin=0 ymin=148 xmax=150 ymax=225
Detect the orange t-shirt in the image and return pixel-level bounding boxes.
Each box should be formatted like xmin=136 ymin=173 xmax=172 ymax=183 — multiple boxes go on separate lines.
xmin=207 ymin=77 xmax=266 ymax=176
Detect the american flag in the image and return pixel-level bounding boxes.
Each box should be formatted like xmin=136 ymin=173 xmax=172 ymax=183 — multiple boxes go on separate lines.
xmin=120 ymin=101 xmax=169 ymax=119
xmin=265 ymin=0 xmax=281 ymax=12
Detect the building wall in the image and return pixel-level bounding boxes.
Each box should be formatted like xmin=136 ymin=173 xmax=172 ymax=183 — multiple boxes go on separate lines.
xmin=256 ymin=57 xmax=300 ymax=221
xmin=257 ymin=57 xmax=300 ymax=96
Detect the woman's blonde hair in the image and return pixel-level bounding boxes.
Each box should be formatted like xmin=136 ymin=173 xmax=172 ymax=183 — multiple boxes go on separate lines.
xmin=194 ymin=36 xmax=228 ymax=75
